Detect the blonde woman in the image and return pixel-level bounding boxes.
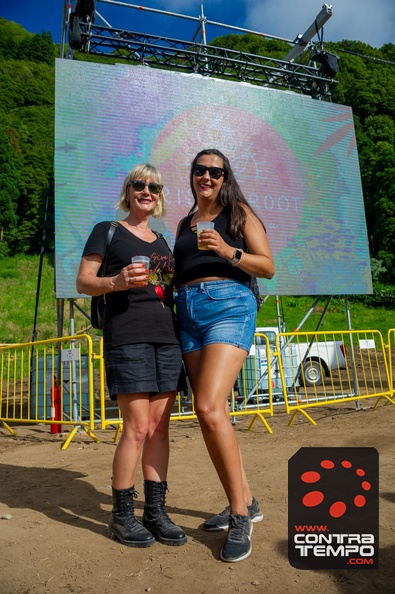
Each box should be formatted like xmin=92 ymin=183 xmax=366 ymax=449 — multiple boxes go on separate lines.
xmin=76 ymin=164 xmax=187 ymax=548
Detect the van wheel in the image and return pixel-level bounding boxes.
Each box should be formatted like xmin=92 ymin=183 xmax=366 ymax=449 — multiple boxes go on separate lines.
xmin=301 ymin=361 xmax=323 ymax=387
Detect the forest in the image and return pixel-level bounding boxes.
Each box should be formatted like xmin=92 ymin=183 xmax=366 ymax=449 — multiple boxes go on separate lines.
xmin=0 ymin=17 xmax=394 ymax=300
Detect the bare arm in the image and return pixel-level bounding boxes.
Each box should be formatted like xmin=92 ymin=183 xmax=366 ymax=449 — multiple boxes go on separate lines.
xmin=75 ymin=254 xmax=148 ymax=295
xmin=199 ymin=206 xmax=275 ymax=279
xmin=239 ymin=207 xmax=275 ymax=279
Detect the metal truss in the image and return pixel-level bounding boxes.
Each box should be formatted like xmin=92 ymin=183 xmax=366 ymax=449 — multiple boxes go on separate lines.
xmin=76 ymin=23 xmax=337 ymax=99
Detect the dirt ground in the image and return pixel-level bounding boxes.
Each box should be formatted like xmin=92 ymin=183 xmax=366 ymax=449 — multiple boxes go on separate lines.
xmin=0 ymin=402 xmax=394 ymax=594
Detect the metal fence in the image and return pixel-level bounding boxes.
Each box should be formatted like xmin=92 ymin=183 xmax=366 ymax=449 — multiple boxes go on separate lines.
xmin=386 ymin=328 xmax=395 ymax=404
xmin=276 ymin=329 xmax=394 ymax=425
xmin=0 ymin=335 xmax=98 ymax=449
xmin=1 ymin=329 xmax=394 ymax=449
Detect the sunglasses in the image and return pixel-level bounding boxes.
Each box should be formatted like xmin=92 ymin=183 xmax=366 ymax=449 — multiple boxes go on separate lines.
xmin=130 ymin=180 xmax=163 ymax=195
xmin=192 ymin=165 xmax=225 ymax=180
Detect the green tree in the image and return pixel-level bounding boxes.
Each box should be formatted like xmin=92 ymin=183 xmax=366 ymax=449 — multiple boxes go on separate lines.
xmin=210 ymin=33 xmax=290 ymax=59
xmin=369 ymin=258 xmax=386 ymax=282
xmin=356 ymin=116 xmax=395 ymax=276
xmin=6 ymin=104 xmax=54 ymax=253
xmin=0 ymin=126 xmax=18 ymax=255
xmin=370 ymin=141 xmax=395 ymax=278
xmin=18 ymin=31 xmax=55 ymax=65
xmin=0 ymin=33 xmax=18 ymax=59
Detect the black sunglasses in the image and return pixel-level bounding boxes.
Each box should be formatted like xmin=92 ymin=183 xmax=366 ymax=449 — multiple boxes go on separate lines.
xmin=130 ymin=180 xmax=163 ymax=195
xmin=192 ymin=165 xmax=225 ymax=180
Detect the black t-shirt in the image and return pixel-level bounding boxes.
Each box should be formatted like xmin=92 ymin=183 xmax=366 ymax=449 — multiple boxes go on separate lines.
xmin=82 ymin=221 xmax=179 ymax=349
xmin=173 ymin=208 xmax=250 ymax=287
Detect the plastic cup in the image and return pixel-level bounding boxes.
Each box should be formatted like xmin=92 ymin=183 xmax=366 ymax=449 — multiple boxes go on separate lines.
xmin=131 ymin=255 xmax=150 ymax=285
xmin=131 ymin=255 xmax=150 ymax=268
xmin=196 ymin=221 xmax=214 ymax=250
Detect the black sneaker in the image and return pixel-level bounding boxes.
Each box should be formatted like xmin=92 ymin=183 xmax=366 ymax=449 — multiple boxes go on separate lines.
xmin=220 ymin=514 xmax=252 ymax=563
xmin=203 ymin=497 xmax=263 ymax=531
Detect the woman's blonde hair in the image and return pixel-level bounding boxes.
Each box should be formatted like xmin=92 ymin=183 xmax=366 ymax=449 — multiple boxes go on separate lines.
xmin=116 ymin=163 xmax=166 ymax=218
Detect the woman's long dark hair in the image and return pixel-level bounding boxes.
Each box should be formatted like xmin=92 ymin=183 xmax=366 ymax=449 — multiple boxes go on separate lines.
xmin=189 ymin=148 xmax=264 ymax=240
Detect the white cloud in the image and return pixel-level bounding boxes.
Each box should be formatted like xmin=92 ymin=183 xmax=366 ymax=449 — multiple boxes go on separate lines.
xmin=143 ymin=0 xmax=214 ymax=14
xmin=99 ymin=0 xmax=395 ymax=48
xmin=145 ymin=0 xmax=395 ymax=48
xmin=4 ymin=0 xmax=395 ymax=48
xmin=243 ymin=0 xmax=395 ymax=48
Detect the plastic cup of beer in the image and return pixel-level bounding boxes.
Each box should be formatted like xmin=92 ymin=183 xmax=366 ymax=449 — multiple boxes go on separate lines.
xmin=131 ymin=255 xmax=150 ymax=285
xmin=196 ymin=221 xmax=214 ymax=250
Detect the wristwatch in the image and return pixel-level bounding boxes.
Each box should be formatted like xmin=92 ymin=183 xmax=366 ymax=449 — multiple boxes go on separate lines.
xmin=230 ymin=248 xmax=243 ymax=266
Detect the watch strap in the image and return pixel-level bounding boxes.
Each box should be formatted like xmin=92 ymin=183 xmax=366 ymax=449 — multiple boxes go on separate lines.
xmin=230 ymin=248 xmax=243 ymax=266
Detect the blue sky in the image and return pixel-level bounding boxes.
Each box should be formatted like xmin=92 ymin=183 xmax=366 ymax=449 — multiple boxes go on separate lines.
xmin=1 ymin=0 xmax=394 ymax=49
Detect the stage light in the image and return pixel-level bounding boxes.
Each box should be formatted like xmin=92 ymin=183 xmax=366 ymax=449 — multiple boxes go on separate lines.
xmin=74 ymin=0 xmax=95 ymax=21
xmin=310 ymin=47 xmax=340 ymax=78
xmin=68 ymin=1 xmax=95 ymax=50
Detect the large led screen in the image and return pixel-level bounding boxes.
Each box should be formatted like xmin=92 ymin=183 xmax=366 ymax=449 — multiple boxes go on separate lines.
xmin=55 ymin=59 xmax=372 ymax=298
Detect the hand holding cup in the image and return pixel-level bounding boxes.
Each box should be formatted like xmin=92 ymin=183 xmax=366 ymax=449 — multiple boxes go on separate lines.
xmin=130 ymin=255 xmax=150 ymax=286
xmin=196 ymin=221 xmax=215 ymax=250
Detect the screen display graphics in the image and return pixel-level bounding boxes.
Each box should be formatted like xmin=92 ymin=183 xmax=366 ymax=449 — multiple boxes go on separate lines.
xmin=55 ymin=59 xmax=372 ymax=298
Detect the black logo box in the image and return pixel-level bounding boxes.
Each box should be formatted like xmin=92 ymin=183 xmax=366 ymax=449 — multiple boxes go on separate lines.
xmin=288 ymin=447 xmax=378 ymax=570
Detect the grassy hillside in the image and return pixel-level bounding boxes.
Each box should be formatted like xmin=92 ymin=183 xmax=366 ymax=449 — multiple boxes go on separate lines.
xmin=257 ymin=294 xmax=395 ymax=339
xmin=0 ymin=255 xmax=394 ymax=345
xmin=0 ymin=254 xmax=92 ymax=344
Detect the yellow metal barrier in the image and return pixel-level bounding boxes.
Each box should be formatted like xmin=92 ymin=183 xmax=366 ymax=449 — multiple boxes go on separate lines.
xmin=386 ymin=329 xmax=395 ymax=401
xmin=95 ymin=332 xmax=275 ymax=439
xmin=0 ymin=335 xmax=99 ymax=449
xmin=96 ymin=337 xmax=123 ymax=436
xmin=169 ymin=332 xmax=275 ymax=433
xmin=3 ymin=329 xmax=392 ymax=444
xmin=275 ymin=329 xmax=395 ymax=425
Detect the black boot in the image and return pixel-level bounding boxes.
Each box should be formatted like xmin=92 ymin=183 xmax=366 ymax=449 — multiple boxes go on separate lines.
xmin=143 ymin=480 xmax=187 ymax=546
xmin=108 ymin=486 xmax=155 ymax=548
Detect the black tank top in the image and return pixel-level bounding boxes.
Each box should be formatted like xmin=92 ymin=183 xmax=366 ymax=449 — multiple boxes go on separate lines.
xmin=173 ymin=208 xmax=250 ymax=288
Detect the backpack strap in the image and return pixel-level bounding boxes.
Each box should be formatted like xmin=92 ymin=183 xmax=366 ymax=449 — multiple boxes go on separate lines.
xmin=153 ymin=230 xmax=171 ymax=251
xmin=99 ymin=221 xmax=118 ymax=277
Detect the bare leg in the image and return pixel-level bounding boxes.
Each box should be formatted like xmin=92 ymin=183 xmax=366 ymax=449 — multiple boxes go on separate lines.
xmin=224 ymin=399 xmax=253 ymax=507
xmin=112 ymin=393 xmax=150 ymax=490
xmin=142 ymin=391 xmax=177 ymax=481
xmin=184 ymin=344 xmax=249 ymax=516
xmin=109 ymin=393 xmax=159 ymax=548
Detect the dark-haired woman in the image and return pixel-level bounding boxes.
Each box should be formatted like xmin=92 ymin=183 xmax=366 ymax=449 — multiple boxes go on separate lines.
xmin=173 ymin=149 xmax=275 ymax=563
xmin=76 ymin=164 xmax=187 ymax=549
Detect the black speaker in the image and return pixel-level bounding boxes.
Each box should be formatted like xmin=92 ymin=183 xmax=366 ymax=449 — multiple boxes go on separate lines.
xmin=311 ymin=48 xmax=340 ymax=78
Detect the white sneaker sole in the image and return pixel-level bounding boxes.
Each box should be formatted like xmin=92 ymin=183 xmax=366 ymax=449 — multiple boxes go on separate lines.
xmin=219 ymin=523 xmax=253 ymax=563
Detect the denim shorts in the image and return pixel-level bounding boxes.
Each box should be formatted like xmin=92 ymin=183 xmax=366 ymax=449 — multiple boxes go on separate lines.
xmin=105 ymin=343 xmax=187 ymax=399
xmin=174 ymin=280 xmax=256 ymax=354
